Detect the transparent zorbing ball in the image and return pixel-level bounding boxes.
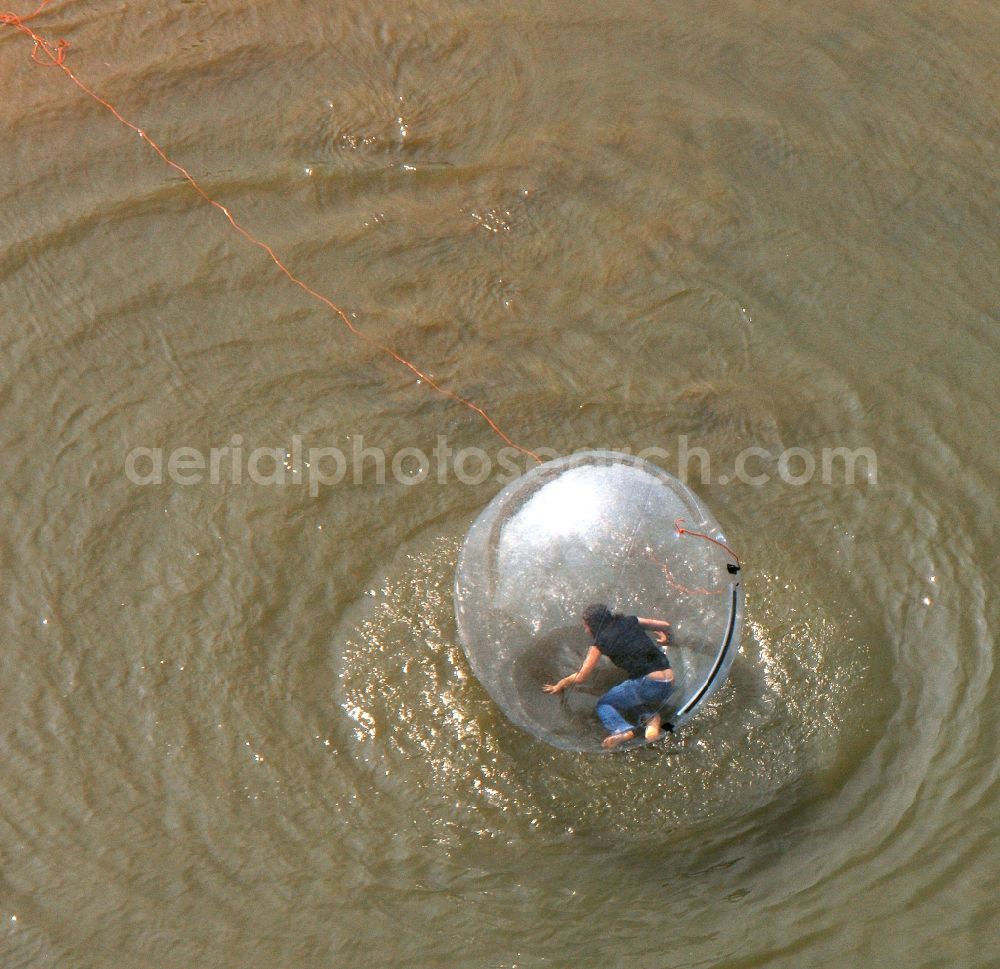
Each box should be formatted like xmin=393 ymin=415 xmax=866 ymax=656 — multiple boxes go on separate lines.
xmin=454 ymin=451 xmax=743 ymax=751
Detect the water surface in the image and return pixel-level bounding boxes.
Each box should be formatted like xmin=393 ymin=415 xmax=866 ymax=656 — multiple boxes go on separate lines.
xmin=1 ymin=1 xmax=997 ymax=967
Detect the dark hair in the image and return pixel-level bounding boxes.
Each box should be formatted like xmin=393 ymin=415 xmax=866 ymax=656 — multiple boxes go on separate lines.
xmin=582 ymin=603 xmax=619 ymax=634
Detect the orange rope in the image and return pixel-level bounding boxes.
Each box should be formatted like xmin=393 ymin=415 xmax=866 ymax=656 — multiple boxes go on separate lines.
xmin=1 ymin=1 xmax=542 ymax=463
xmin=636 ymin=520 xmax=741 ymax=597
xmin=674 ymin=518 xmax=741 ymax=567
xmin=643 ymin=548 xmax=725 ymax=597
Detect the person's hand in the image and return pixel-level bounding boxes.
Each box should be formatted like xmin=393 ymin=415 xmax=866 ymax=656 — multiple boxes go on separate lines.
xmin=653 ymin=630 xmax=669 ymax=646
xmin=543 ymin=675 xmax=574 ymax=694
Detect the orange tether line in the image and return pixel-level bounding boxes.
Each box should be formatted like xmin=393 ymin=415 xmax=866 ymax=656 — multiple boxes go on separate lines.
xmin=643 ymin=548 xmax=725 ymax=597
xmin=1 ymin=1 xmax=542 ymax=463
xmin=637 ymin=518 xmax=741 ymax=597
xmin=674 ymin=519 xmax=741 ymax=568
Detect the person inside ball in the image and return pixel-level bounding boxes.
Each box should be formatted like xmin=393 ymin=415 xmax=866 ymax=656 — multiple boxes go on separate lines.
xmin=543 ymin=603 xmax=674 ymax=749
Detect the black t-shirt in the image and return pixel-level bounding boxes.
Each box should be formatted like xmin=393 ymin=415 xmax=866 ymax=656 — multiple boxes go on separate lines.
xmin=594 ymin=615 xmax=670 ymax=679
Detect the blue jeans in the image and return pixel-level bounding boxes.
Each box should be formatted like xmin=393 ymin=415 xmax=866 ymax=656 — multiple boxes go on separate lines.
xmin=596 ymin=676 xmax=673 ymax=735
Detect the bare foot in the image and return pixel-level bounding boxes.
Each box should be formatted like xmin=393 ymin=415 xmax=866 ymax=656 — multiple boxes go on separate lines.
xmin=602 ymin=730 xmax=635 ymax=750
xmin=644 ymin=714 xmax=665 ymax=743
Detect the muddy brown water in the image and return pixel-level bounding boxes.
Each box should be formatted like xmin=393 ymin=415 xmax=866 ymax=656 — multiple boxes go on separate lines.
xmin=1 ymin=1 xmax=997 ymax=967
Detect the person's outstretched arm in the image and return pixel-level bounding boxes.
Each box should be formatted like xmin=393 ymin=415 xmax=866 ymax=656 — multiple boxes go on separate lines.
xmin=543 ymin=645 xmax=601 ymax=694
